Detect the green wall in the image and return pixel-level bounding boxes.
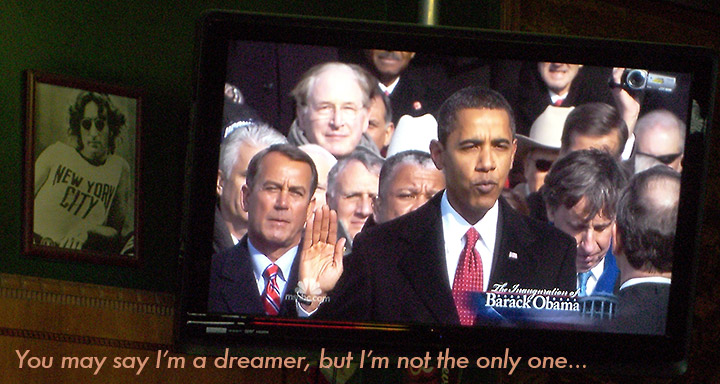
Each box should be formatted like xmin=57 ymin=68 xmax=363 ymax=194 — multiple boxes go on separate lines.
xmin=0 ymin=1 xmax=499 ymax=292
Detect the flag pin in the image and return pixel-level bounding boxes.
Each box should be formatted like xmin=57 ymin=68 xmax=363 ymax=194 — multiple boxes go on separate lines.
xmin=509 ymin=251 xmax=518 ymax=259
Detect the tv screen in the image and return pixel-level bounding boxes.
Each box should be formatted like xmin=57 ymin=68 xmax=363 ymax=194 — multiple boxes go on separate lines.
xmin=178 ymin=10 xmax=717 ymax=376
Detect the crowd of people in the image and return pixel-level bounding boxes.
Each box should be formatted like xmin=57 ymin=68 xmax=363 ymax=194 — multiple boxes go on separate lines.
xmin=208 ymin=49 xmax=688 ymax=335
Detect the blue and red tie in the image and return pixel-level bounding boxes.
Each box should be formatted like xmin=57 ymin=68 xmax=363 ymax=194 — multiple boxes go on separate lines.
xmin=263 ymin=264 xmax=282 ymax=316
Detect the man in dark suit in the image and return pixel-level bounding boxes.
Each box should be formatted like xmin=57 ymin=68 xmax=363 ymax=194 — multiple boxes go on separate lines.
xmin=298 ymin=87 xmax=576 ymax=325
xmin=610 ymin=166 xmax=679 ymax=334
xmin=208 ymin=144 xmax=318 ymax=316
xmin=542 ymin=149 xmax=628 ymax=297
xmin=499 ymin=62 xmax=615 ymax=136
xmin=363 ymin=50 xmax=445 ymax=125
xmin=214 ymin=123 xmax=287 ymax=254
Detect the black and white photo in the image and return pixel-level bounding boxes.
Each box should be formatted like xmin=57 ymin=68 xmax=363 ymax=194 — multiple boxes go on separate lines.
xmin=24 ymin=71 xmax=142 ymax=265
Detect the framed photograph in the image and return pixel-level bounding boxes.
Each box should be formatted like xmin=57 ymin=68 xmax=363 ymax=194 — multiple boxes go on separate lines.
xmin=23 ymin=70 xmax=142 ymax=266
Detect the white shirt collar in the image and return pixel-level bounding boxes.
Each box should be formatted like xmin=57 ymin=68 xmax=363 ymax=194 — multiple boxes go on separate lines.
xmin=440 ymin=191 xmax=499 ymax=291
xmin=379 ymin=77 xmax=400 ymax=95
xmin=621 ymin=133 xmax=635 ymax=161
xmin=248 ymin=237 xmax=297 ymax=285
xmin=620 ymin=276 xmax=671 ymax=291
xmin=548 ymin=90 xmax=567 ymax=105
xmin=590 ymin=257 xmax=605 ymax=278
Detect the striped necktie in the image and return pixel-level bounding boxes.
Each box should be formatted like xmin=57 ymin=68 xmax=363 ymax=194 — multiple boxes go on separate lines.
xmin=263 ymin=264 xmax=282 ymax=315
xmin=452 ymin=228 xmax=483 ymax=326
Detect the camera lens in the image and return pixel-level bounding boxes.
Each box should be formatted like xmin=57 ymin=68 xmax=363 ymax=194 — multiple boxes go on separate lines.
xmin=626 ymin=70 xmax=647 ymax=90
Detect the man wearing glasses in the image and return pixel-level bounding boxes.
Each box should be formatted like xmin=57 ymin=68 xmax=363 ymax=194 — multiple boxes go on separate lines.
xmin=33 ymin=91 xmax=133 ymax=253
xmin=514 ymin=105 xmax=572 ymax=221
xmin=514 ymin=106 xmax=573 ymax=198
xmin=630 ymin=109 xmax=685 ymax=174
xmin=288 ymin=62 xmax=381 ymax=158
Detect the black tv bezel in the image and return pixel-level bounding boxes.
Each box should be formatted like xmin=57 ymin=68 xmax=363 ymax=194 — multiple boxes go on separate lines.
xmin=178 ymin=10 xmax=718 ymax=376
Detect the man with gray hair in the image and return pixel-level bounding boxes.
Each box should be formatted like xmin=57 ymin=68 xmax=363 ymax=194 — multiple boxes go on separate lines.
xmin=373 ymin=150 xmax=445 ymax=224
xmin=287 ymin=62 xmax=380 ymax=158
xmin=209 ymin=144 xmax=318 ymax=315
xmin=215 ymin=123 xmax=286 ymax=253
xmin=630 ymin=109 xmax=686 ymax=174
xmin=542 ymin=149 xmax=627 ymax=296
xmin=611 ymin=166 xmax=680 ymax=334
xmin=326 ymin=148 xmax=384 ymax=247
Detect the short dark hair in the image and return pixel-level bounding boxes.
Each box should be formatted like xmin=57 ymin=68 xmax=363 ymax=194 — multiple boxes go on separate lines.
xmin=436 ymin=86 xmax=515 ymax=145
xmin=542 ymin=148 xmax=627 ymax=221
xmin=561 ymin=102 xmax=628 ymax=158
xmin=68 ymin=91 xmax=125 ymax=154
xmin=327 ymin=147 xmax=384 ymax=203
xmin=378 ymin=150 xmax=435 ymax=198
xmin=246 ymin=144 xmax=318 ymax=199
xmin=616 ymin=166 xmax=680 ymax=273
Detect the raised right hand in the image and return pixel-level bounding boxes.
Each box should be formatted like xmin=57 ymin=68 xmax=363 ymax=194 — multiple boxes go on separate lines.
xmin=298 ymin=205 xmax=346 ymax=311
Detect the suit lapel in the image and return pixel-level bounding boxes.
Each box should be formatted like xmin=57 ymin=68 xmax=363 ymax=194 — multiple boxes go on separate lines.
xmin=489 ymin=199 xmax=539 ymax=290
xmin=394 ymin=196 xmax=540 ymax=322
xmin=279 ymin=248 xmax=302 ymax=316
xmin=219 ymin=238 xmax=265 ymax=314
xmin=220 ymin=238 xmax=303 ymax=316
xmin=397 ymin=194 xmax=460 ymax=324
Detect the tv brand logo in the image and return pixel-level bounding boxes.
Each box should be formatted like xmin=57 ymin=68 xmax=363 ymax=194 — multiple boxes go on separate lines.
xmin=285 ymin=279 xmax=330 ymax=303
xmin=296 ymin=279 xmax=322 ymax=297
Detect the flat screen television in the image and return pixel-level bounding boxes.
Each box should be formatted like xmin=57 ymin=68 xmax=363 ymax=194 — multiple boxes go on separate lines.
xmin=178 ymin=10 xmax=717 ymax=377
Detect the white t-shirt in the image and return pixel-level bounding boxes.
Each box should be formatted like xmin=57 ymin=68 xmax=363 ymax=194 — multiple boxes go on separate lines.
xmin=34 ymin=142 xmax=127 ymax=244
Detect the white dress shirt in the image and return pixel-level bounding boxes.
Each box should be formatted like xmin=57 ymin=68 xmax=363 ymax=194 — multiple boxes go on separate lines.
xmin=548 ymin=90 xmax=568 ymax=105
xmin=578 ymin=258 xmax=606 ymax=295
xmin=248 ymin=238 xmax=297 ymax=300
xmin=621 ymin=133 xmax=635 ymax=161
xmin=378 ymin=77 xmax=400 ymax=96
xmin=441 ymin=191 xmax=499 ymax=292
xmin=299 ymin=191 xmax=500 ymax=317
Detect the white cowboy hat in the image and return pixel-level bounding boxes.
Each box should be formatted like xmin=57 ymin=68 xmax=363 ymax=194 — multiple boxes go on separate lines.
xmin=517 ymin=105 xmax=574 ymax=150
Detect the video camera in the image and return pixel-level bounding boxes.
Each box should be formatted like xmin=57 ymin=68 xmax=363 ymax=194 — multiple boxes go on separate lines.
xmin=621 ymin=69 xmax=677 ymax=93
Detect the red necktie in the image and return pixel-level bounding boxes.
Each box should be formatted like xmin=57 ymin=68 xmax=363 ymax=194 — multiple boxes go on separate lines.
xmin=452 ymin=228 xmax=483 ymax=326
xmin=263 ymin=264 xmax=282 ymax=316
xmin=553 ymin=98 xmax=564 ymax=106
